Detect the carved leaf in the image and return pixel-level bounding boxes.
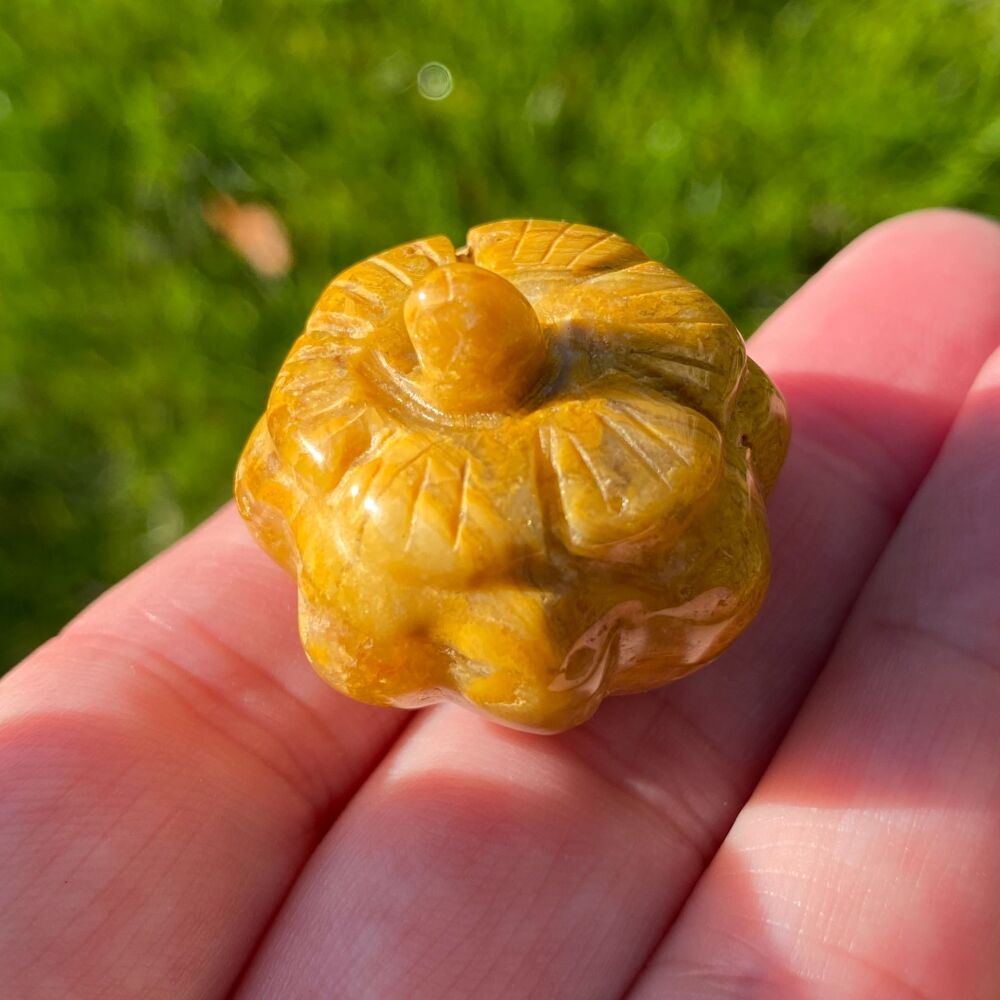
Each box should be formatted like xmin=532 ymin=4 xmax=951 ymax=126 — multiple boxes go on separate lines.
xmin=265 ymin=354 xmax=383 ymax=492
xmin=331 ymin=433 xmax=515 ymax=586
xmin=306 ymin=235 xmax=457 ymax=338
xmin=466 ymin=222 xmax=745 ymax=424
xmin=465 ymin=219 xmax=647 ymax=303
xmin=267 ymin=236 xmax=459 ymax=490
xmin=543 ymin=259 xmax=746 ymax=423
xmin=535 ymin=394 xmax=723 ymax=558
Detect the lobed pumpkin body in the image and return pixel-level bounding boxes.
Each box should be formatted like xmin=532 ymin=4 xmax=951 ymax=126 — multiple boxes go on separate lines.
xmin=236 ymin=220 xmax=789 ymax=732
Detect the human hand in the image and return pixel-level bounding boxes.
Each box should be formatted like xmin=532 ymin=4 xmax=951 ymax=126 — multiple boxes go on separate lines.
xmin=2 ymin=209 xmax=998 ymax=1000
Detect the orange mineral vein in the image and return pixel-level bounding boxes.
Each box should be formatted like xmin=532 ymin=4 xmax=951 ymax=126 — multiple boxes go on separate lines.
xmin=235 ymin=219 xmax=789 ymax=732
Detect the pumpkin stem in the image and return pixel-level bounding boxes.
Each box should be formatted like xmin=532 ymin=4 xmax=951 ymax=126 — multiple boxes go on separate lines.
xmin=403 ymin=263 xmax=547 ymax=415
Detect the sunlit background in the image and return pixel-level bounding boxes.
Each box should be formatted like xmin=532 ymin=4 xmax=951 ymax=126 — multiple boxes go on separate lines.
xmin=2 ymin=0 xmax=998 ymax=669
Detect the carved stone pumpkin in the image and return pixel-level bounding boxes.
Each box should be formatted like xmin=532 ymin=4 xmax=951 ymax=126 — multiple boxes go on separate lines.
xmin=236 ymin=220 xmax=789 ymax=732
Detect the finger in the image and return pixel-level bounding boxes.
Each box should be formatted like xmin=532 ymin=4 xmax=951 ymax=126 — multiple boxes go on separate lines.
xmin=0 ymin=504 xmax=407 ymax=999
xmin=636 ymin=347 xmax=1000 ymax=1000
xmin=235 ymin=210 xmax=1000 ymax=1000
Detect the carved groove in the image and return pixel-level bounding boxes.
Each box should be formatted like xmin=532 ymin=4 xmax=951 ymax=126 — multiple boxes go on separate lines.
xmin=368 ymin=254 xmax=415 ymax=287
xmin=332 ymin=279 xmax=384 ymax=308
xmin=538 ymin=221 xmax=574 ymax=263
xmin=512 ymin=219 xmax=532 ymax=259
xmin=566 ymin=232 xmax=615 ymax=268
xmin=454 ymin=457 xmax=471 ymax=551
xmin=565 ymin=430 xmax=613 ymax=502
xmin=403 ymin=458 xmax=432 ymax=552
xmin=411 ymin=240 xmax=450 ymax=266
xmin=629 ymin=346 xmax=726 ymax=377
xmin=597 ymin=413 xmax=674 ymax=486
xmin=618 ymin=406 xmax=696 ymax=470
xmin=374 ymin=440 xmax=435 ymax=501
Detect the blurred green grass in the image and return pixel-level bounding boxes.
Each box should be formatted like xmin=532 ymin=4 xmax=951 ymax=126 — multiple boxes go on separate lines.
xmin=1 ymin=0 xmax=998 ymax=669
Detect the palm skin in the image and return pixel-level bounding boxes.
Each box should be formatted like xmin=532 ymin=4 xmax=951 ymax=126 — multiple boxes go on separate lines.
xmin=2 ymin=209 xmax=998 ymax=1000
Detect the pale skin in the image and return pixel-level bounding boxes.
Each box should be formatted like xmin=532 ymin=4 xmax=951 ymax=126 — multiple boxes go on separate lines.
xmin=2 ymin=209 xmax=999 ymax=1000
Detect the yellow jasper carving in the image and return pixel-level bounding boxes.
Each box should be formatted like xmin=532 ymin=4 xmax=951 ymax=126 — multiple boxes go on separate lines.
xmin=235 ymin=220 xmax=790 ymax=732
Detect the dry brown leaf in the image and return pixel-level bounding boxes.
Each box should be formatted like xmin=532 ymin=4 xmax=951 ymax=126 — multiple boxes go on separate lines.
xmin=203 ymin=193 xmax=293 ymax=278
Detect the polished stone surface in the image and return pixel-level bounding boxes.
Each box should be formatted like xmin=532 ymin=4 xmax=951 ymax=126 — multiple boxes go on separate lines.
xmin=236 ymin=220 xmax=789 ymax=731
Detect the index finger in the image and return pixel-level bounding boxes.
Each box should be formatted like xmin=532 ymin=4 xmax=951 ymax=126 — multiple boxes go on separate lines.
xmin=0 ymin=504 xmax=407 ymax=998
